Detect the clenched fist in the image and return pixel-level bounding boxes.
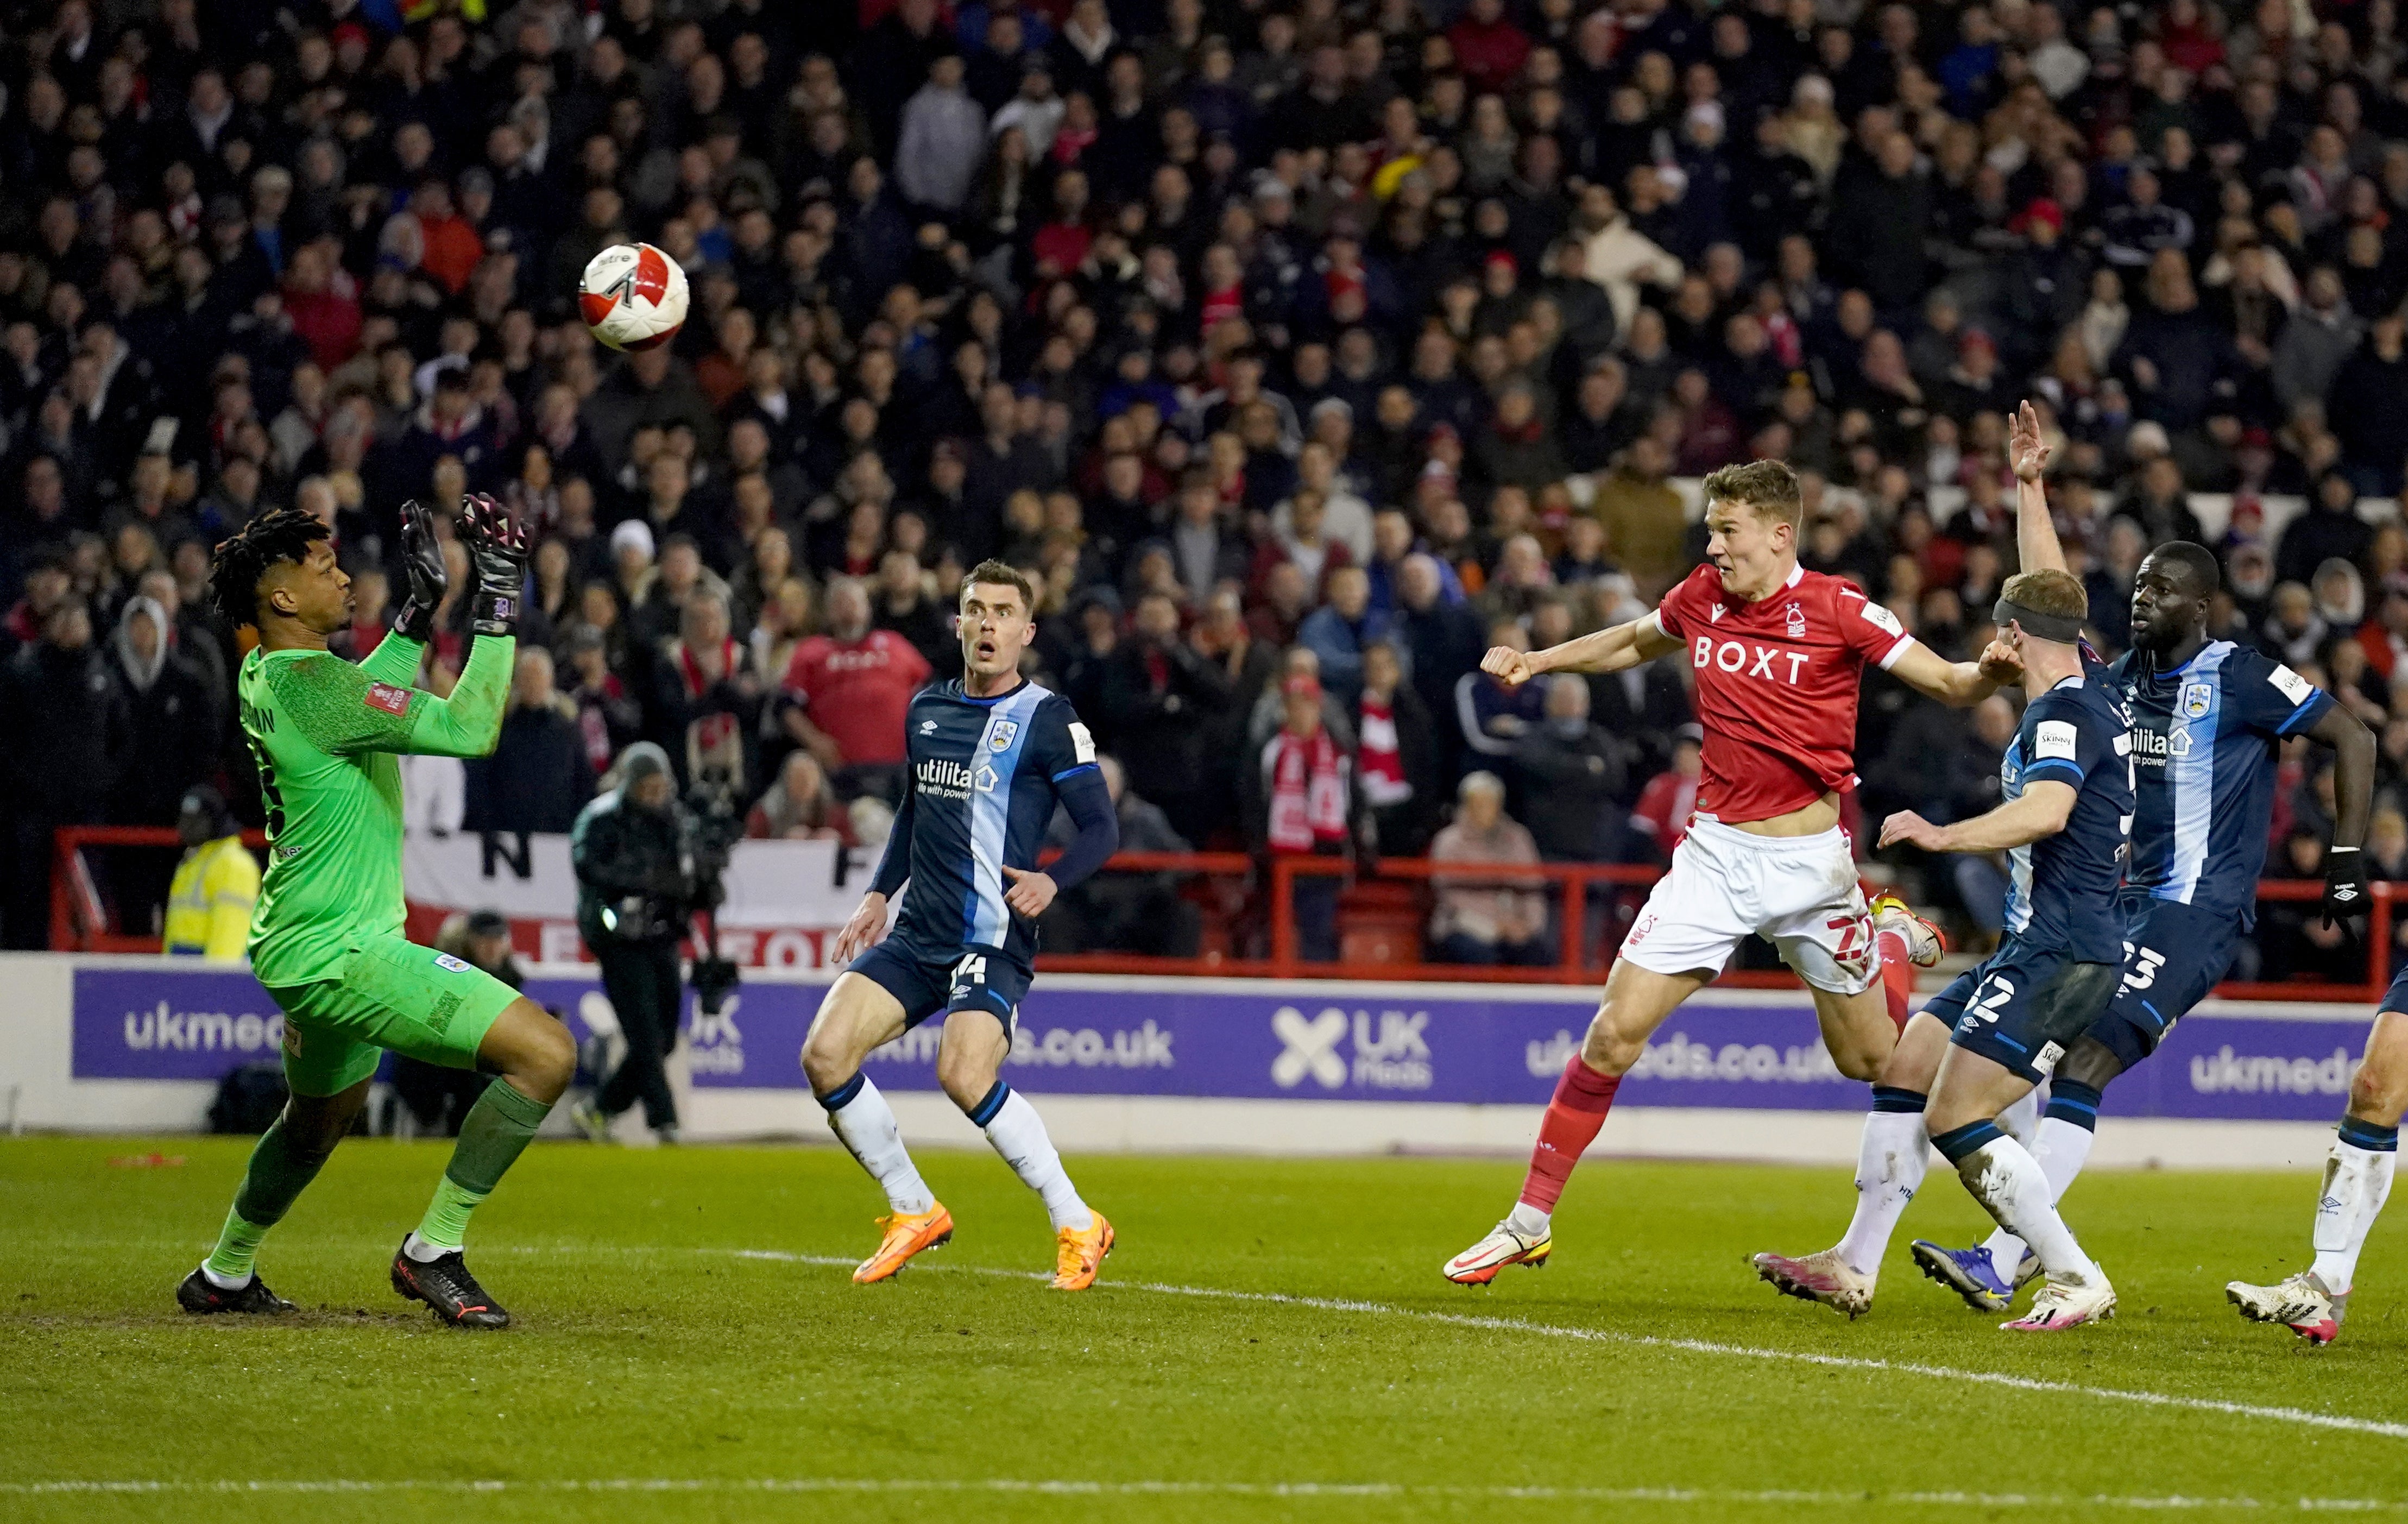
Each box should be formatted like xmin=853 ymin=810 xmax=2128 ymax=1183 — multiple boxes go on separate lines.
xmin=1480 ymin=646 xmax=1536 ymax=687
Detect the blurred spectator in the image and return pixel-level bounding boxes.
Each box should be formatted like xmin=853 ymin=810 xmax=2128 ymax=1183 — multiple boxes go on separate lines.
xmin=161 ymin=786 xmax=256 ymax=962
xmin=1101 ymin=589 xmax=1231 ymax=848
xmin=1356 ymin=639 xmax=1440 ymax=859
xmin=1298 ymin=565 xmax=1391 ymax=708
xmin=467 ymin=647 xmax=595 ymax=835
xmin=1457 ymin=616 xmax=1547 ymax=760
xmin=1510 ymin=676 xmax=1627 ymax=862
xmin=1251 ymin=672 xmax=1360 ymax=963
xmin=1043 ymin=753 xmax=1201 ymax=957
xmin=2 ymin=600 xmax=129 ymax=945
xmin=1428 ymin=772 xmax=1550 ymax=967
xmin=746 ymin=751 xmax=855 ymax=845
xmin=779 ymin=577 xmax=929 ymax=803
xmin=1630 ymin=726 xmax=1705 ymax=863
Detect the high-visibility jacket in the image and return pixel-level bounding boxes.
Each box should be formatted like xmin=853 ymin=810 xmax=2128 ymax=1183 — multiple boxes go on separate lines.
xmin=163 ymin=835 xmax=261 ymax=961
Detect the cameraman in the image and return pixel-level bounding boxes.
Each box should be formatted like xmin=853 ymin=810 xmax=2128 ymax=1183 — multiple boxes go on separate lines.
xmin=568 ymin=742 xmax=690 ymax=1144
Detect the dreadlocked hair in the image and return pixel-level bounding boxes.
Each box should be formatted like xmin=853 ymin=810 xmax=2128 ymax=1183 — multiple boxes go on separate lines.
xmin=207 ymin=507 xmax=330 ymax=630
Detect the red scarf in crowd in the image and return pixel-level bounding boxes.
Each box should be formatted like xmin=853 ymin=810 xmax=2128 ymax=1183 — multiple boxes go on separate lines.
xmin=677 ymin=638 xmax=742 ymax=757
xmin=1357 ymin=695 xmax=1410 ymax=807
xmin=1267 ymin=727 xmax=1348 ymax=853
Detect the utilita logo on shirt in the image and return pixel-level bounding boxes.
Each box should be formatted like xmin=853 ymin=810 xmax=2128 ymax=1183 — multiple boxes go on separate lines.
xmin=1691 ymin=637 xmax=1811 ymax=685
xmin=916 ymin=758 xmax=978 ymax=800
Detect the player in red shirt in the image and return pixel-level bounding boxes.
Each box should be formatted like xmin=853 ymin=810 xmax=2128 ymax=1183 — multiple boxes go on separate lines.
xmin=1444 ymin=459 xmax=2019 ymax=1285
xmin=780 ymin=577 xmax=934 ymax=789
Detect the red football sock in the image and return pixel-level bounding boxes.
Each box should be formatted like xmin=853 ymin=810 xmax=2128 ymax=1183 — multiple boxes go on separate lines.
xmin=1875 ymin=929 xmax=1914 ymax=1032
xmin=1517 ymin=1055 xmax=1621 ymax=1213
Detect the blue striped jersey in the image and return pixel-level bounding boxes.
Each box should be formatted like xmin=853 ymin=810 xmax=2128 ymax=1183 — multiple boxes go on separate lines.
xmin=2001 ymin=663 xmax=2134 ymax=963
xmin=891 ymin=678 xmax=1099 ymax=961
xmin=2112 ymin=640 xmax=2333 ymax=930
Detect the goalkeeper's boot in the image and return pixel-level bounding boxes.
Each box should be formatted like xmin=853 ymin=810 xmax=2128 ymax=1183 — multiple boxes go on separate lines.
xmin=2001 ymin=1265 xmax=2115 ymax=1332
xmin=1911 ymin=1240 xmax=2024 ymax=1313
xmin=176 ymin=1265 xmax=296 ymax=1315
xmin=854 ymin=1202 xmax=954 ymax=1284
xmin=1051 ymin=1212 xmax=1115 ymax=1291
xmin=2227 ymin=1270 xmax=2348 ymax=1345
xmin=390 ymin=1238 xmax=512 ymax=1328
xmin=1751 ymin=1246 xmax=1876 ymax=1319
xmin=1869 ymin=891 xmax=1946 ymax=967
xmin=568 ymin=1099 xmax=613 ymax=1144
xmin=1442 ymin=1220 xmax=1552 ymax=1285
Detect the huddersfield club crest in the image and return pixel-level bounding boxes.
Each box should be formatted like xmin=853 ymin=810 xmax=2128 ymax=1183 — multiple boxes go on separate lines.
xmin=989 ymin=720 xmax=1019 ymax=751
xmin=2181 ymin=682 xmax=2212 ymax=719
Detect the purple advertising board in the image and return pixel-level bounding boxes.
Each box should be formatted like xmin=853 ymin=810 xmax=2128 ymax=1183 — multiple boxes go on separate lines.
xmin=67 ymin=965 xmax=2373 ymax=1124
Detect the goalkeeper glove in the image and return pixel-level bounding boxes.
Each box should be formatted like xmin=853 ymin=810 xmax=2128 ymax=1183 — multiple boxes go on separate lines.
xmin=389 ymin=499 xmax=446 ymax=643
xmin=458 ymin=493 xmax=528 ymax=638
xmin=2324 ymin=846 xmax=2368 ymax=928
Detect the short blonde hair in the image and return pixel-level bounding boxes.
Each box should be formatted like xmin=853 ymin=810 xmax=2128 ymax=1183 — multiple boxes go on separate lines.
xmin=2001 ymin=568 xmax=2087 ymax=620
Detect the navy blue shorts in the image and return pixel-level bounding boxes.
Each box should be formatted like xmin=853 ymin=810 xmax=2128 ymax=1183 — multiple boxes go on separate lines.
xmin=1928 ymin=935 xmax=2123 ymax=1086
xmin=2081 ymin=894 xmax=2243 ymax=1072
xmin=848 ymin=937 xmax=1032 ymax=1035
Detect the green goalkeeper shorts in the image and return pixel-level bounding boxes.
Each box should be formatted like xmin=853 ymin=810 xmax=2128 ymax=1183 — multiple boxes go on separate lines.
xmin=267 ymin=933 xmax=522 ymax=1096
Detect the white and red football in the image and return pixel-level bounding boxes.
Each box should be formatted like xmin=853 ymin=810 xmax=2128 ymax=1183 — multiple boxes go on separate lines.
xmin=578 ymin=242 xmax=689 ymax=352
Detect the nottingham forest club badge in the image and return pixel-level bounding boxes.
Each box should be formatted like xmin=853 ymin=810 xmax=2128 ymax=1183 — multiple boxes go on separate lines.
xmin=2181 ymin=683 xmax=2213 ymax=719
xmin=989 ymin=720 xmax=1018 ymax=752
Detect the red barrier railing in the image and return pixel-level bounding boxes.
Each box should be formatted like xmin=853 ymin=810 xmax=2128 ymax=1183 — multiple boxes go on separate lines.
xmin=49 ymin=827 xmax=2397 ymax=1002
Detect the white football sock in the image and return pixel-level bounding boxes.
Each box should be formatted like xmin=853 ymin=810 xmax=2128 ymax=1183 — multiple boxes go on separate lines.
xmin=1980 ymin=1117 xmax=2096 ymax=1278
xmin=1505 ymin=1202 xmax=1550 ymax=1237
xmin=1955 ymin=1137 xmax=2100 ymax=1282
xmin=824 ymin=1076 xmax=935 ymax=1216
xmin=2310 ymin=1140 xmax=2397 ymax=1294
xmin=401 ymin=1232 xmax=448 ymax=1264
xmin=1836 ymin=1110 xmax=1931 ymax=1276
xmin=984 ymin=1090 xmax=1092 ymax=1231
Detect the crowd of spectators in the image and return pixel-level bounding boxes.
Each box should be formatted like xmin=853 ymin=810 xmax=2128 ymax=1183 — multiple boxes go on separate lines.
xmin=7 ymin=0 xmax=2408 ymax=978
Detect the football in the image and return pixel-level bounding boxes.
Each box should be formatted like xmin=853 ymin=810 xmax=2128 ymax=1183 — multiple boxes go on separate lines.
xmin=578 ymin=241 xmax=689 ymax=352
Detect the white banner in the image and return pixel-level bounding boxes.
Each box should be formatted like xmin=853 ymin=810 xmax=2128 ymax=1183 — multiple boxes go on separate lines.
xmin=401 ymin=832 xmax=879 ymax=967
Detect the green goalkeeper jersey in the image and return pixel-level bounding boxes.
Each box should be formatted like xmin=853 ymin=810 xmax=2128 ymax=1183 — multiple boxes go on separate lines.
xmin=237 ymin=630 xmax=515 ymax=987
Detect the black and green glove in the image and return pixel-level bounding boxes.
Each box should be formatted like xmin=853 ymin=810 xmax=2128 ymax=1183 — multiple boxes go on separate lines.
xmin=459 ymin=493 xmax=528 ymax=637
xmin=389 ymin=499 xmax=446 ymax=643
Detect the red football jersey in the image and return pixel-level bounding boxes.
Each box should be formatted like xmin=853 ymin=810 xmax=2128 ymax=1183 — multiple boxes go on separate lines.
xmin=781 ymin=630 xmax=932 ymax=766
xmin=1649 ymin=562 xmax=1915 ymax=824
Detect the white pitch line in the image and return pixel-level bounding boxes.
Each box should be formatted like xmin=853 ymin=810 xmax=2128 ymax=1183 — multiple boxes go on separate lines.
xmin=673 ymin=1246 xmax=2408 ymax=1443
xmin=0 ymin=1477 xmax=2401 ymax=1510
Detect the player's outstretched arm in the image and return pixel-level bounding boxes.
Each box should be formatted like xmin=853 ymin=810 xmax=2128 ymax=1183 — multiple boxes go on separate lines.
xmin=833 ymin=777 xmax=919 ymax=962
xmin=2311 ymin=704 xmax=2379 ymax=923
xmin=400 ymin=632 xmax=515 ymax=757
xmin=1487 ymin=611 xmax=1680 ymax=684
xmin=1880 ymin=780 xmax=2075 ymax=855
xmin=1887 ymin=637 xmax=2022 ymax=708
xmin=2009 ymin=399 xmax=2067 ymax=575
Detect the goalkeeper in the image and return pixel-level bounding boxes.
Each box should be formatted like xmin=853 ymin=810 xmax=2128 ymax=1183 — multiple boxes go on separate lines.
xmin=176 ymin=497 xmax=574 ymax=1330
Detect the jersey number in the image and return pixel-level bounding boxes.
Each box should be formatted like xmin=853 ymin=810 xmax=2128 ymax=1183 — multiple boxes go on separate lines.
xmin=2119 ymin=944 xmax=2167 ymax=997
xmin=1969 ymin=974 xmax=2017 ymax=1024
xmin=1827 ymin=914 xmax=1871 ymax=981
xmin=952 ymin=954 xmax=987 ymax=988
xmin=246 ymin=737 xmax=286 ymax=840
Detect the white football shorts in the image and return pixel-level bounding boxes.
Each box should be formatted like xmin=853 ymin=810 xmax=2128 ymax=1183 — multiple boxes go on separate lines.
xmin=1616 ymin=818 xmax=1876 ymax=995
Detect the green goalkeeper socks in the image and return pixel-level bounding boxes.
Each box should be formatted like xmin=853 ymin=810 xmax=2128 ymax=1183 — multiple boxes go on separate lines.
xmin=414 ymin=1077 xmax=553 ymax=1252
xmin=204 ymin=1116 xmax=331 ymax=1283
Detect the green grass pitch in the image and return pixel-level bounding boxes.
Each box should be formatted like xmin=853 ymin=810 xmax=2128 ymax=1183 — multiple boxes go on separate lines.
xmin=5 ymin=1135 xmax=2407 ymax=1522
